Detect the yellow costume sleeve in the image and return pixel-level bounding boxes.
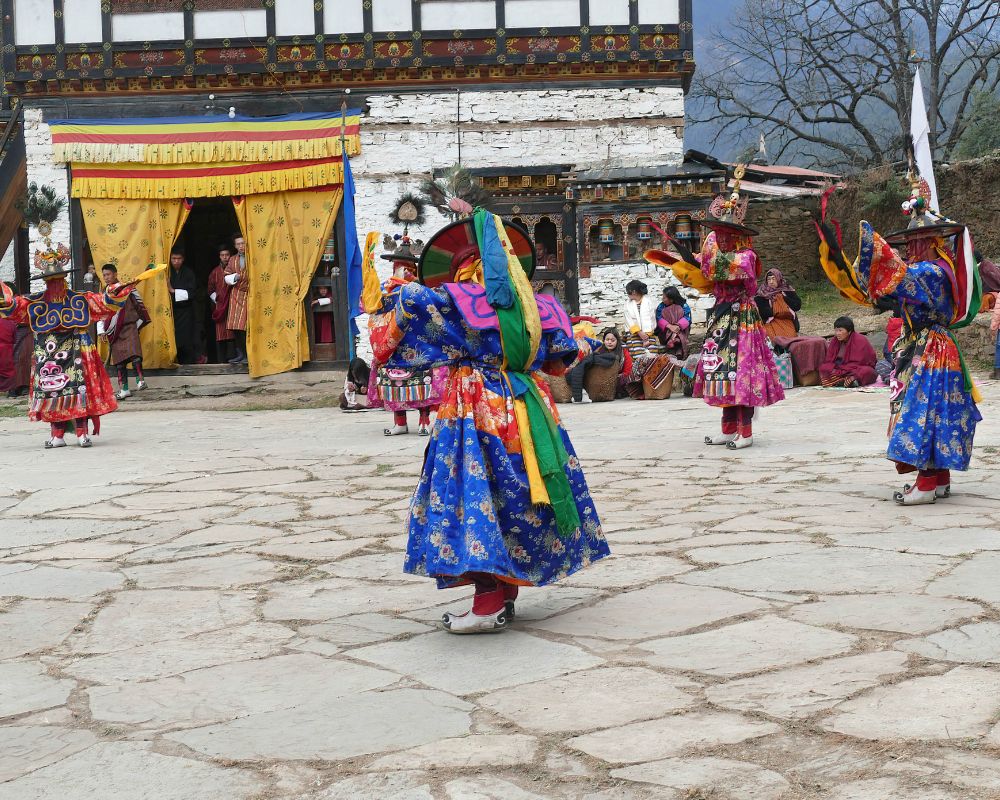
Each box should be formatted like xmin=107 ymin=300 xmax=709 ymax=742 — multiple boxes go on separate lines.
xmin=643 ymin=249 xmax=714 ymax=294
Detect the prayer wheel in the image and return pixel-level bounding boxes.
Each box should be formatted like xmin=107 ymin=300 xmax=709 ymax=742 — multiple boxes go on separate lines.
xmin=674 ymin=215 xmax=693 ymax=238
xmin=322 ymin=236 xmax=336 ymax=262
xmin=636 ymin=217 xmax=653 ymax=240
xmin=598 ymin=219 xmax=615 ymax=243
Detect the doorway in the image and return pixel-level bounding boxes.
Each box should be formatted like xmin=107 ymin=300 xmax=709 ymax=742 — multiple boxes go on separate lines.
xmin=176 ymin=198 xmax=241 ymax=364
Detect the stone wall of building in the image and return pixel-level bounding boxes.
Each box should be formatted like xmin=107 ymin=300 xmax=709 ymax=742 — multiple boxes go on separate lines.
xmin=20 ymin=85 xmax=686 ymax=363
xmin=744 ymin=196 xmax=824 ymax=286
xmin=578 ymin=261 xmax=711 ymax=330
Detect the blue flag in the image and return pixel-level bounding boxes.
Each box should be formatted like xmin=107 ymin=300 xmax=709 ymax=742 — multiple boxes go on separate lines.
xmin=342 ymin=151 xmax=363 ymax=345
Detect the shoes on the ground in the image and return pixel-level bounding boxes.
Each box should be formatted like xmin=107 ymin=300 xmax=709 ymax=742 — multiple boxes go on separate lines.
xmin=136 ymin=380 xmax=147 ymax=391
xmin=196 ymin=355 xmax=208 ymax=365
xmin=418 ymin=423 xmax=431 ymax=436
xmin=384 ymin=424 xmax=409 ymax=436
xmin=904 ymin=482 xmax=951 ymax=499
xmin=115 ymin=388 xmax=132 ymax=400
xmin=502 ymin=584 xmax=519 ymax=619
xmin=726 ymin=435 xmax=754 ymax=450
xmin=77 ymin=434 xmax=93 ymax=448
xmin=227 ymin=354 xmax=244 ymax=365
xmin=894 ymin=484 xmax=936 ymax=505
xmin=705 ymin=432 xmax=737 ymax=445
xmin=44 ymin=437 xmax=66 ymax=449
xmin=441 ymin=606 xmax=509 ymax=634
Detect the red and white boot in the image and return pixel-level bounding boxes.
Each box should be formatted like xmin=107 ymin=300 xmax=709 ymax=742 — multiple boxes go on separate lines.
xmin=441 ymin=586 xmax=509 ymax=634
xmin=935 ymin=469 xmax=951 ymax=499
xmin=895 ymin=471 xmax=937 ymax=505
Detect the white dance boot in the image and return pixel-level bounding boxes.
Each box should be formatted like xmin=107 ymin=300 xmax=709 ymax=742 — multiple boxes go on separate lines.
xmin=894 ymin=484 xmax=936 ymax=505
xmin=704 ymin=432 xmax=736 ymax=445
xmin=727 ymin=435 xmax=754 ymax=450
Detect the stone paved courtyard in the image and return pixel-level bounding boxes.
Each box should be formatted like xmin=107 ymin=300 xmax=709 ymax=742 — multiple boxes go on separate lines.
xmin=2 ymin=383 xmax=1000 ymax=800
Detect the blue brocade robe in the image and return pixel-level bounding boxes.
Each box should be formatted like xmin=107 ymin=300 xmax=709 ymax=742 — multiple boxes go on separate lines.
xmin=370 ymin=281 xmax=610 ymax=588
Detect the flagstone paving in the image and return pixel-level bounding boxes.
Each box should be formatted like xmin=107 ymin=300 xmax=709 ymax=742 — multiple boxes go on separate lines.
xmin=1 ymin=382 xmax=1000 ymax=799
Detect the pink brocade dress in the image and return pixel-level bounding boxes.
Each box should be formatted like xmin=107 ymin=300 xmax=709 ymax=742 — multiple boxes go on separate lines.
xmin=693 ymin=246 xmax=785 ymax=409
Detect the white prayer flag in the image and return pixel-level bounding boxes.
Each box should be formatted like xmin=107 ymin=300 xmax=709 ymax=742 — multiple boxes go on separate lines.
xmin=910 ymin=69 xmax=939 ymax=212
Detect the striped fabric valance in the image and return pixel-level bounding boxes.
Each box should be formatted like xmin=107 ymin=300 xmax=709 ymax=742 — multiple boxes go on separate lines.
xmin=51 ymin=110 xmax=362 ymax=166
xmin=70 ymin=156 xmax=345 ymax=199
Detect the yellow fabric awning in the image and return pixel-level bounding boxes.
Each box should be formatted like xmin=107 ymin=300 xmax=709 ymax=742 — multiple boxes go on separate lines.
xmin=69 ymin=156 xmax=345 ymax=199
xmin=51 ymin=111 xmax=362 ymax=165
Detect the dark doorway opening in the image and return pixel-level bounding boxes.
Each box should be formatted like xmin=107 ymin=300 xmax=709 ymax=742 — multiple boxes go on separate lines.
xmin=176 ymin=198 xmax=241 ymax=364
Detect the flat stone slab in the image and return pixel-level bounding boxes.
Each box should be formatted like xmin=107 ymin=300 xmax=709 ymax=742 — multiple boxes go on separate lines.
xmin=0 ymin=742 xmax=264 ymax=799
xmin=788 ymin=593 xmax=983 ymax=634
xmin=897 ymin=621 xmax=1000 ymax=663
xmin=320 ymin=552 xmax=425 ymax=582
xmin=926 ymin=552 xmax=1000 ymax=604
xmin=527 ymin=583 xmax=770 ymax=640
xmin=71 ymin=588 xmax=256 ymax=654
xmin=825 ymin=777 xmax=963 ymax=800
xmin=159 ymin=467 xmax=310 ymax=491
xmin=829 ymin=529 xmax=1000 ymax=556
xmin=318 ymin=772 xmax=434 ymax=800
xmin=639 ymin=616 xmax=856 ymax=676
xmin=684 ymin=543 xmax=821 ymax=565
xmin=165 ymin=688 xmax=472 ymax=761
xmin=351 ymin=630 xmax=602 ymax=695
xmin=87 ymin=652 xmax=400 ymax=728
xmin=567 ymin=711 xmax=780 ymax=764
xmin=0 ymin=661 xmax=75 ymax=719
xmin=0 ymin=564 xmax=122 ymax=600
xmin=262 ymin=578 xmax=445 ymax=622
xmin=63 ymin=622 xmax=294 ymax=683
xmin=299 ymin=613 xmax=431 ymax=648
xmin=610 ymin=756 xmax=790 ymax=799
xmin=250 ymin=537 xmax=372 ymax=561
xmin=122 ymin=553 xmax=283 ymax=588
xmin=0 ymin=600 xmax=90 ymax=660
xmin=560 ymin=555 xmax=692 ymax=588
xmin=706 ymin=652 xmax=909 ymax=719
xmin=679 ymin=547 xmax=950 ymax=594
xmin=479 ymin=667 xmax=697 ymax=734
xmin=824 ymin=666 xmax=1000 ymax=741
xmin=443 ymin=776 xmax=550 ymax=799
xmin=0 ymin=726 xmax=98 ymax=781
xmin=886 ymin=749 xmax=1000 ymax=793
xmin=367 ymin=734 xmax=538 ymax=771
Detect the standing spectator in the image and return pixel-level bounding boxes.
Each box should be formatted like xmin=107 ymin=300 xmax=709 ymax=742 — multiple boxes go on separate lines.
xmin=206 ymin=243 xmax=234 ymax=363
xmin=168 ymin=248 xmax=198 ymax=364
xmin=99 ymin=264 xmax=149 ymax=399
xmin=225 ymin=234 xmax=249 ymax=365
xmin=991 ymin=289 xmax=1000 ymax=380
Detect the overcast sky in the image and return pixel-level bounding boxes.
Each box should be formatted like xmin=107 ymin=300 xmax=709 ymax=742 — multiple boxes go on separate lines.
xmin=686 ymin=0 xmax=743 ymax=157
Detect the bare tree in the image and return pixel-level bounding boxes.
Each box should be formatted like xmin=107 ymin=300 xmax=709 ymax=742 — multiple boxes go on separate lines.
xmin=691 ymin=0 xmax=1000 ymax=169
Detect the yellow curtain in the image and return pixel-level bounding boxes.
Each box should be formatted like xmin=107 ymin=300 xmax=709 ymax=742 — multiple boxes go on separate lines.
xmin=81 ymin=198 xmax=190 ymax=369
xmin=234 ymin=189 xmax=342 ymax=378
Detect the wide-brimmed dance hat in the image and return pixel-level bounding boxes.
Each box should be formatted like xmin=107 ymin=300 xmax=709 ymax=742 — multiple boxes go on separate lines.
xmin=885 ymin=177 xmax=964 ymax=244
xmin=699 ymin=164 xmax=759 ymax=237
xmin=418 ymin=216 xmax=535 ymax=288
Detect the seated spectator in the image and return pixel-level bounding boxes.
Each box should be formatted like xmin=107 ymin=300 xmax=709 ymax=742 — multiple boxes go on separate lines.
xmin=754 ymin=269 xmax=825 ymax=385
xmin=821 ymin=316 xmax=877 ymax=388
xmin=622 ymin=280 xmax=661 ymax=355
xmin=755 ymin=268 xmax=802 ymax=339
xmin=655 ymin=286 xmax=691 ymax=359
xmin=340 ymin=357 xmax=372 ymax=411
xmin=566 ymin=327 xmax=632 ymax=403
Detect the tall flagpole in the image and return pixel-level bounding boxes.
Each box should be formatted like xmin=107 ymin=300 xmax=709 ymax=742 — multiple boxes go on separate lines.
xmin=339 ymin=100 xmax=356 ymax=361
xmin=910 ymin=68 xmax=939 ymax=212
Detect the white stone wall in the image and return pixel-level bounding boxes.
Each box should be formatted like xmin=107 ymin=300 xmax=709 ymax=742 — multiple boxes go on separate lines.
xmin=20 ymin=84 xmax=686 ymax=362
xmin=23 ymin=107 xmax=71 ymax=274
xmin=0 ymin=242 xmax=14 ymax=285
xmin=578 ymin=261 xmax=712 ymax=331
xmin=349 ymin=86 xmax=686 ymax=357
